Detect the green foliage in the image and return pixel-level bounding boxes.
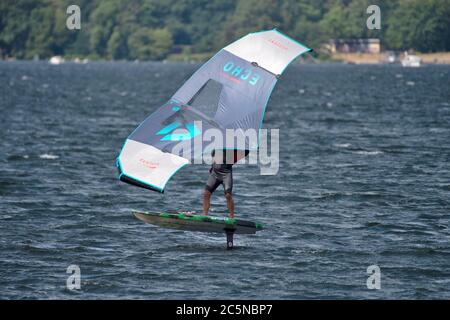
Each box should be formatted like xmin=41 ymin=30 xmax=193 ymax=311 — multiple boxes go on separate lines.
xmin=127 ymin=27 xmax=172 ymax=60
xmin=107 ymin=27 xmax=127 ymax=59
xmin=223 ymin=0 xmax=283 ymax=43
xmin=0 ymin=0 xmax=449 ymax=60
xmin=320 ymin=0 xmax=376 ymax=39
xmin=385 ymin=0 xmax=450 ymax=52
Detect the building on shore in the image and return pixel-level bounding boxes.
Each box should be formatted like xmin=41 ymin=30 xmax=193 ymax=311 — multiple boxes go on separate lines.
xmin=326 ymin=39 xmax=381 ymax=54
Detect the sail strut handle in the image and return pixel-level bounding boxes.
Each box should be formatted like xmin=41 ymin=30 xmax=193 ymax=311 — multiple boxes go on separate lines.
xmin=251 ymin=61 xmax=281 ymax=79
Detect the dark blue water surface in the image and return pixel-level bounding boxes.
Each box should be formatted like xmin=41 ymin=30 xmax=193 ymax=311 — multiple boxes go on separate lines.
xmin=1 ymin=61 xmax=449 ymax=299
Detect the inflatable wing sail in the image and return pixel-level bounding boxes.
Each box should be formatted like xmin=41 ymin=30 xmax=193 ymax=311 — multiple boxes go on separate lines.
xmin=117 ymin=29 xmax=312 ymax=192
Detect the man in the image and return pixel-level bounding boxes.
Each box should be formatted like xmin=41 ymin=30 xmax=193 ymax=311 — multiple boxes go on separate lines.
xmin=203 ymin=149 xmax=236 ymax=219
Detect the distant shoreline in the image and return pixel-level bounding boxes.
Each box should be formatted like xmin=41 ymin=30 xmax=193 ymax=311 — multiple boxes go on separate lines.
xmin=331 ymin=52 xmax=450 ymax=65
xmin=2 ymin=52 xmax=450 ymax=65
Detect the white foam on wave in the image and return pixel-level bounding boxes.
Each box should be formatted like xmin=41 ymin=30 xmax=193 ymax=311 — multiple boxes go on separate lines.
xmin=334 ymin=143 xmax=351 ymax=148
xmin=429 ymin=127 xmax=447 ymax=133
xmin=354 ymin=150 xmax=383 ymax=155
xmin=39 ymin=154 xmax=59 ymax=160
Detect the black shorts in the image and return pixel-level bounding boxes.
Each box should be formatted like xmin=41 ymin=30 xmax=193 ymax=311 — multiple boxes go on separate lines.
xmin=205 ymin=171 xmax=233 ymax=194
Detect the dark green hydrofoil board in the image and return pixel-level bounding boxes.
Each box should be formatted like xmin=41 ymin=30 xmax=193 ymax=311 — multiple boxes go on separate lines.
xmin=133 ymin=211 xmax=264 ymax=249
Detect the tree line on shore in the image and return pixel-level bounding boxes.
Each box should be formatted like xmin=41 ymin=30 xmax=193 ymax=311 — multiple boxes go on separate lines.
xmin=1 ymin=0 xmax=449 ymax=60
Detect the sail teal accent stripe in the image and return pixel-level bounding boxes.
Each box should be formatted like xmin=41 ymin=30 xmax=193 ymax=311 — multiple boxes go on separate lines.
xmin=160 ymin=122 xmax=201 ymax=141
xmin=157 ymin=121 xmax=181 ymax=135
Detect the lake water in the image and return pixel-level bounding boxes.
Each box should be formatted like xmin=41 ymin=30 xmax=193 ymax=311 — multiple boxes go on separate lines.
xmin=1 ymin=61 xmax=449 ymax=299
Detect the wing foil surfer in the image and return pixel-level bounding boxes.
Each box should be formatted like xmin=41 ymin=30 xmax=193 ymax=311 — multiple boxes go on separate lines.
xmin=203 ymin=149 xmax=239 ymax=219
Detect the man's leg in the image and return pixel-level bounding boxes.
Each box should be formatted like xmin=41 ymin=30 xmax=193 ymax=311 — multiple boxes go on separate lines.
xmin=204 ymin=172 xmax=221 ymax=215
xmin=223 ymin=171 xmax=234 ymax=218
xmin=203 ymin=190 xmax=211 ymax=215
xmin=225 ymin=192 xmax=235 ymax=219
